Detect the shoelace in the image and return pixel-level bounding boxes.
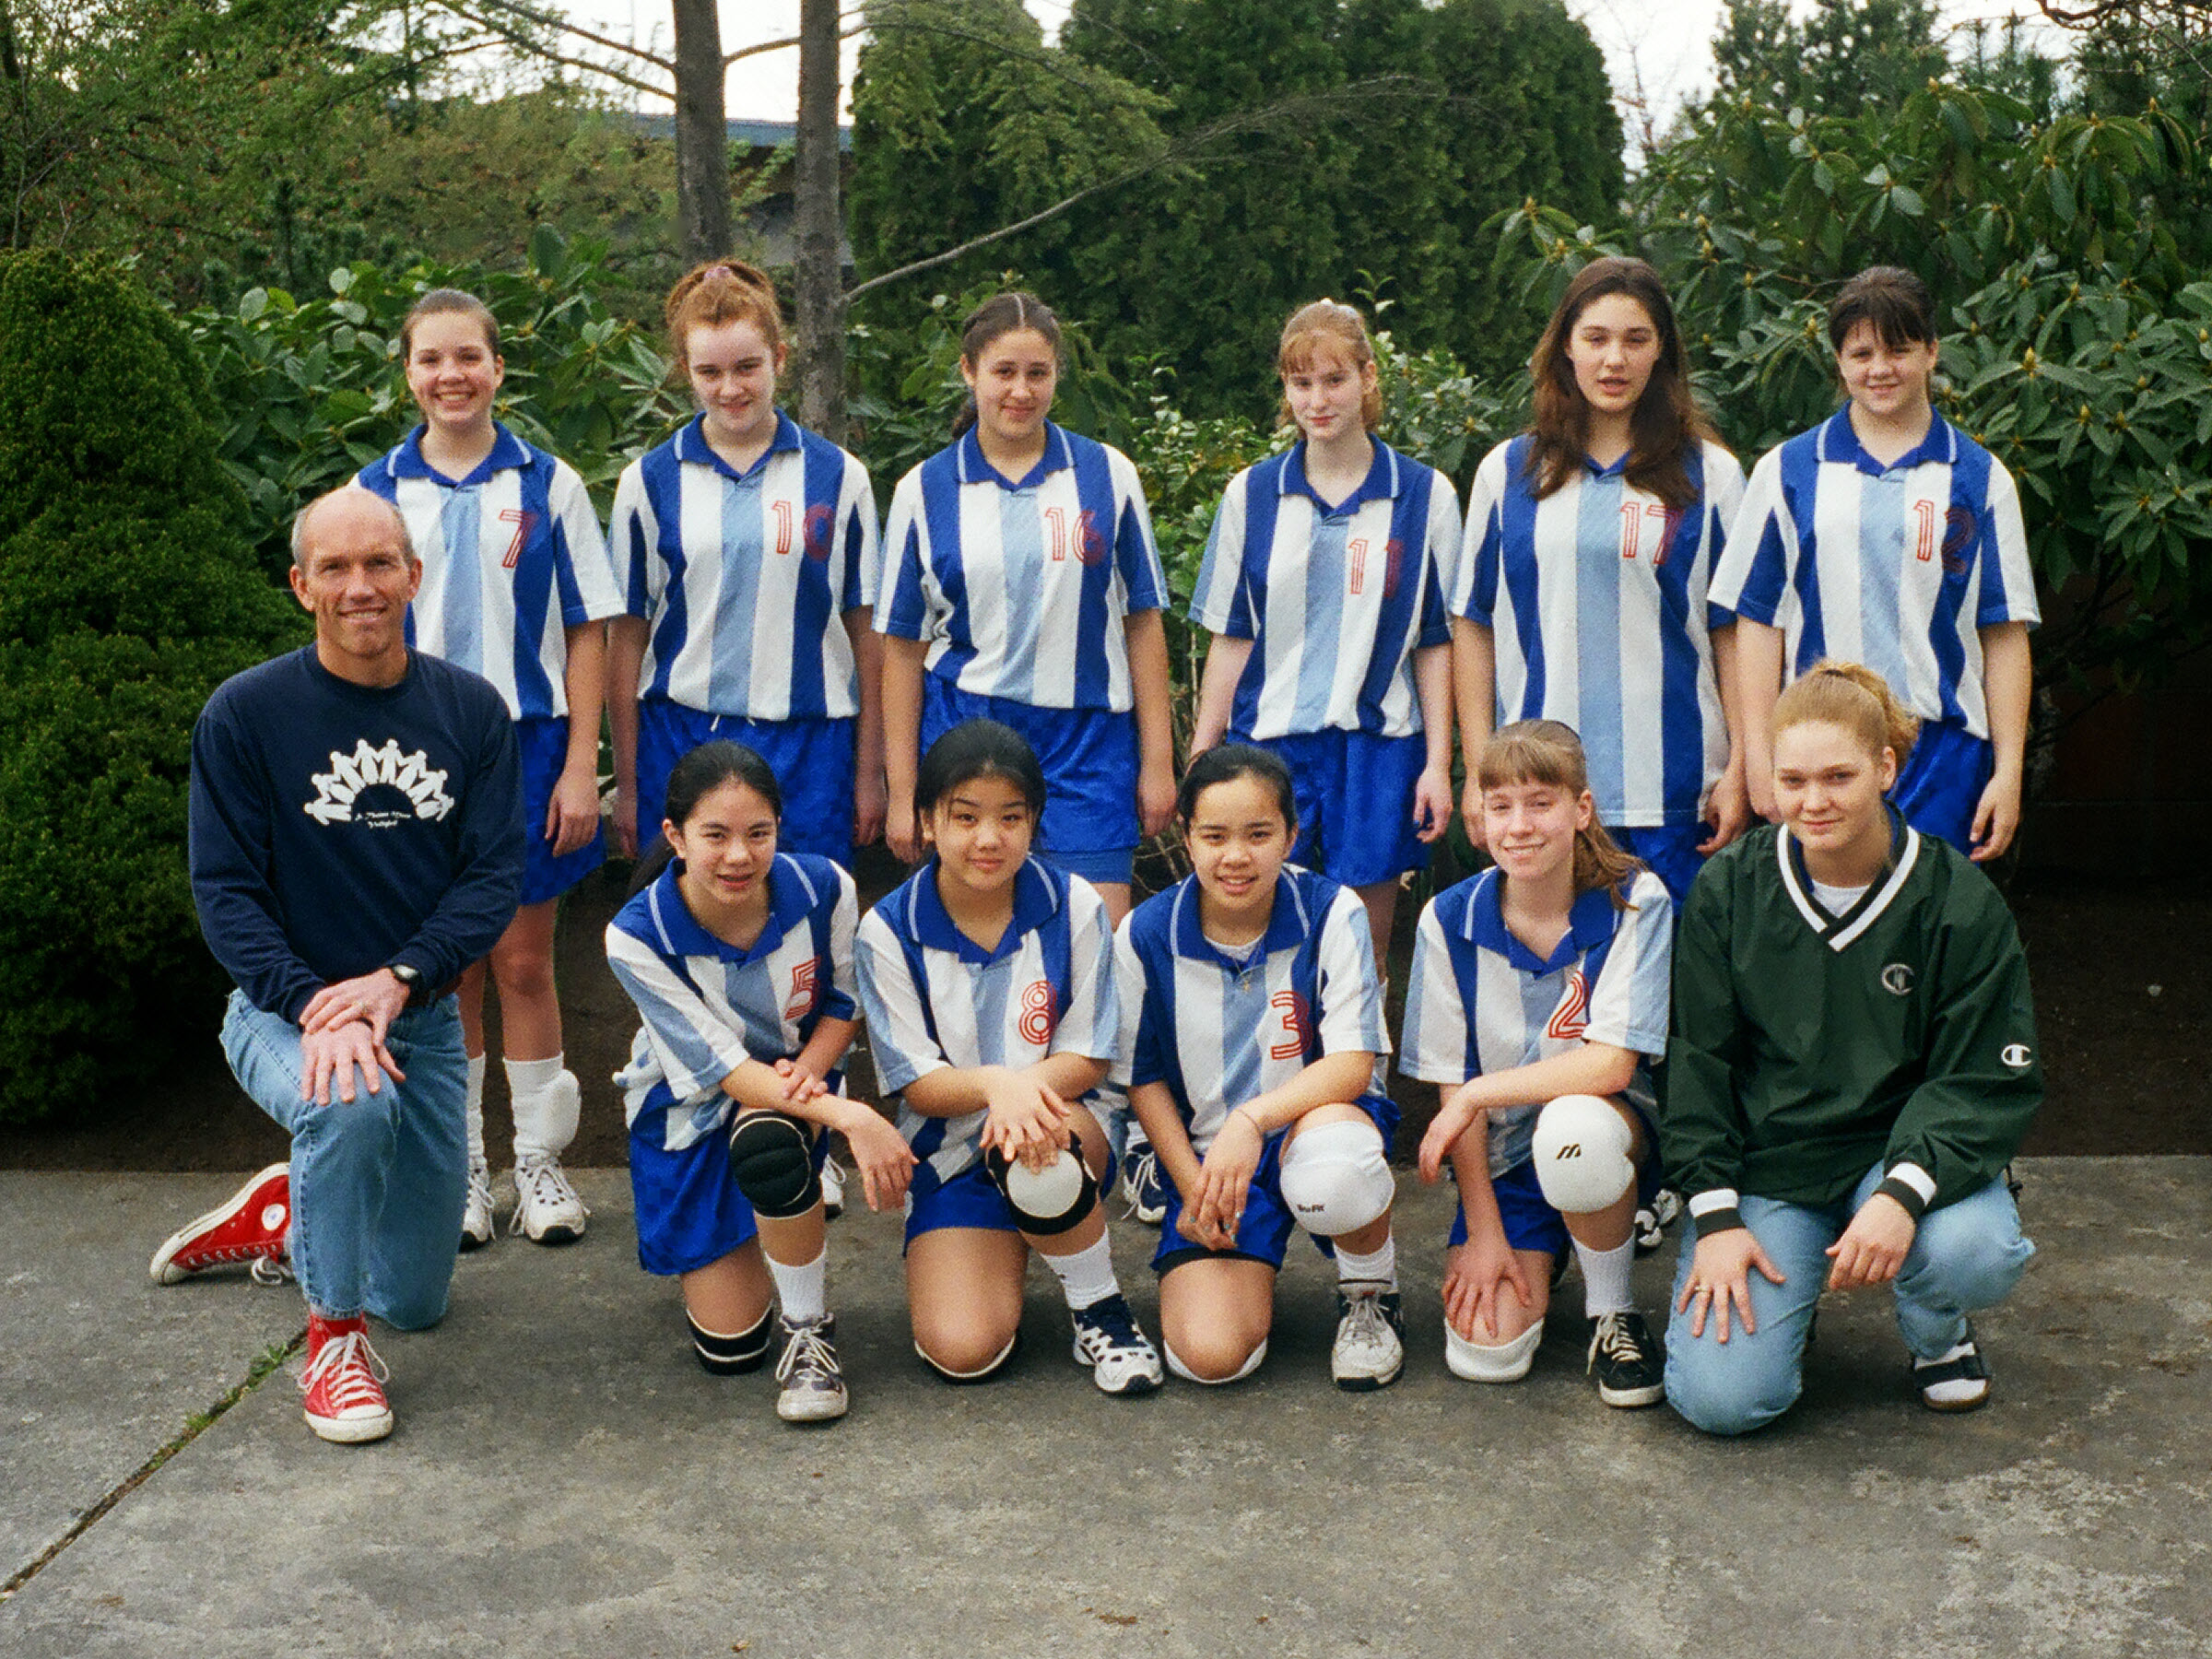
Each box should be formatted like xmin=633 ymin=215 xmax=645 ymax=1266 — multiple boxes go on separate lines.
xmin=776 ymin=1323 xmax=841 ymax=1385
xmin=1080 ymin=1298 xmax=1148 ymax=1355
xmin=1339 ymin=1290 xmax=1394 ymax=1352
xmin=1121 ymin=1152 xmax=1160 ymax=1218
xmin=300 ymin=1330 xmax=389 ymax=1407
xmin=1587 ymin=1312 xmax=1646 ymax=1370
xmin=509 ymin=1159 xmax=590 ymax=1235
xmin=249 ymin=1255 xmax=295 ymax=1287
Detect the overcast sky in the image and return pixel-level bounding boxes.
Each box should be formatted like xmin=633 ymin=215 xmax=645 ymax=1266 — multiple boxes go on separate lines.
xmin=571 ymin=1 xmax=2065 ymax=134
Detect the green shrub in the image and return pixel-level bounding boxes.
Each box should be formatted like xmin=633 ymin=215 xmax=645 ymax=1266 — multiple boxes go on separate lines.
xmin=0 ymin=251 xmax=300 ymax=1124
xmin=183 ymin=228 xmax=688 ymax=580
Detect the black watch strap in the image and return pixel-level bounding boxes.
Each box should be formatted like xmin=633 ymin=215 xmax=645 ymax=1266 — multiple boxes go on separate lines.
xmin=388 ymin=962 xmax=425 ymax=1005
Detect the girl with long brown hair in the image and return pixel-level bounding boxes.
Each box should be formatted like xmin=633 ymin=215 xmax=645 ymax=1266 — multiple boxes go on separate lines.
xmin=1451 ymin=256 xmax=1750 ymax=904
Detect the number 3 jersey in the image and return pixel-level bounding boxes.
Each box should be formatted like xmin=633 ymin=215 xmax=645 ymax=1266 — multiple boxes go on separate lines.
xmin=1113 ymin=867 xmax=1390 ymax=1158
xmin=854 ymin=858 xmax=1122 ymax=1194
xmin=1453 ymin=435 xmax=1746 ymax=828
xmin=605 ymin=853 xmax=858 ymax=1152
xmin=1189 ymin=440 xmax=1458 ymax=742
xmin=1399 ymin=867 xmax=1675 ymax=1180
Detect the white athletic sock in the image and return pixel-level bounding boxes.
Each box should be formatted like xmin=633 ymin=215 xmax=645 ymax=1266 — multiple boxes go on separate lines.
xmin=1576 ymin=1236 xmax=1635 ymax=1318
xmin=465 ymin=1054 xmax=488 ymax=1165
xmin=1335 ymin=1235 xmax=1398 ymax=1290
xmin=767 ymin=1248 xmax=829 ymax=1325
xmin=1042 ymin=1234 xmax=1122 ymax=1312
xmin=506 ymin=1053 xmax=576 ymax=1161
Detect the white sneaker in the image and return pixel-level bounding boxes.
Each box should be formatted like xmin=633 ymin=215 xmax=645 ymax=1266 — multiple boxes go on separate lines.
xmin=1069 ymin=1293 xmax=1163 ymax=1396
xmin=820 ymin=1155 xmax=847 ymax=1221
xmin=510 ymin=1155 xmax=589 ymax=1244
xmin=1332 ymin=1283 xmax=1406 ymax=1392
xmin=459 ymin=1159 xmax=496 ymax=1252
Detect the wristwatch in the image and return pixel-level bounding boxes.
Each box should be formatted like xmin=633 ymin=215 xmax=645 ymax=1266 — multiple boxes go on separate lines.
xmin=387 ymin=962 xmax=425 ymax=1006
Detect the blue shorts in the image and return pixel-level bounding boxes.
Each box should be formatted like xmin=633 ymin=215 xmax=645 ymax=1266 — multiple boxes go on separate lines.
xmin=628 ymin=1112 xmax=831 ymax=1277
xmin=516 ymin=715 xmax=606 ymax=907
xmin=1153 ymin=1094 xmax=1400 ymax=1275
xmin=923 ymin=677 xmax=1136 ymax=886
xmin=636 ymin=699 xmax=856 ymax=867
xmin=1448 ymin=1105 xmax=1663 ymax=1261
xmin=1609 ymin=823 xmax=1706 ymax=907
xmin=1238 ymin=727 xmax=1429 ymax=888
xmin=1892 ymin=719 xmax=1993 ymax=857
xmin=901 ymin=1140 xmax=1120 ymax=1249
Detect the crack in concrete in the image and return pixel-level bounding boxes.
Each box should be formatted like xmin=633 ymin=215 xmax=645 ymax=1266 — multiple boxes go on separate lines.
xmin=0 ymin=1330 xmax=304 ymax=1603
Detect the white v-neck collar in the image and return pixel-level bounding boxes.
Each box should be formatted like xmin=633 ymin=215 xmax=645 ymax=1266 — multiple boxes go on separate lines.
xmin=1776 ymin=818 xmax=1922 ymax=952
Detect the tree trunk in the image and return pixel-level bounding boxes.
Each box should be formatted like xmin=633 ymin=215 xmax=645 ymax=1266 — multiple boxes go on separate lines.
xmin=792 ymin=0 xmax=845 ymax=440
xmin=670 ymin=0 xmax=728 ymax=263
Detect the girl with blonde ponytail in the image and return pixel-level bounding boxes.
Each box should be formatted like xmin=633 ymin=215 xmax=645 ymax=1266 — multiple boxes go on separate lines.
xmin=1664 ymin=658 xmax=2043 ymax=1435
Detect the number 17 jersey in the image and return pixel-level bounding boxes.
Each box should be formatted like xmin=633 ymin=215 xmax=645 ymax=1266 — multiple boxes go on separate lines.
xmin=1454 ymin=436 xmax=1744 ymax=828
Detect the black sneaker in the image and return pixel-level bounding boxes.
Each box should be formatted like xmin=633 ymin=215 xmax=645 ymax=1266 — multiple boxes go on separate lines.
xmin=1070 ymin=1293 xmax=1163 ymax=1395
xmin=774 ymin=1314 xmax=849 ymax=1423
xmin=1912 ymin=1324 xmax=1992 ymax=1413
xmin=1586 ymin=1310 xmax=1665 ymax=1408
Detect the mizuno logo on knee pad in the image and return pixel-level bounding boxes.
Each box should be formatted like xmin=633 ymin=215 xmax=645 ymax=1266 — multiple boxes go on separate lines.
xmin=1554 ymin=1144 xmax=1583 ymax=1159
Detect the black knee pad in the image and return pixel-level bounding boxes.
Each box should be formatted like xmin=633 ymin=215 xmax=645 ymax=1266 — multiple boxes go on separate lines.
xmin=728 ymin=1112 xmax=820 ymax=1219
xmin=983 ymin=1135 xmax=1098 ymax=1236
xmin=689 ymin=1307 xmax=772 ymax=1375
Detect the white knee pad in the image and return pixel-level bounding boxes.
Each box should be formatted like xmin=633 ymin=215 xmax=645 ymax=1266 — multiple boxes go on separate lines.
xmin=1277 ymin=1121 xmax=1394 ymax=1238
xmin=1444 ymin=1318 xmax=1543 ymax=1382
xmin=511 ymin=1067 xmax=582 ymax=1159
xmin=1163 ymin=1337 xmax=1267 ymax=1386
xmin=1531 ymin=1094 xmax=1634 ymax=1215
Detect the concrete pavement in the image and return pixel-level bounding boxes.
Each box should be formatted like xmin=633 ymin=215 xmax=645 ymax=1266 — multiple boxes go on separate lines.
xmin=1 ymin=1159 xmax=2206 ymax=1657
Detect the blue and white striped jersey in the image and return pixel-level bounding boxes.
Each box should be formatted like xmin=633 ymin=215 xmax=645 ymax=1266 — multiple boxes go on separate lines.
xmin=877 ymin=423 xmax=1167 ymax=712
xmin=1400 ymin=867 xmax=1673 ymax=1179
xmin=1712 ymin=411 xmax=2039 ymax=739
xmin=1188 ymin=441 xmax=1457 ymax=740
xmin=1113 ymin=867 xmax=1388 ymax=1157
xmin=357 ymin=424 xmax=622 ymax=723
xmin=853 ymin=857 xmax=1121 ymax=1193
xmin=605 ymin=853 xmax=858 ymax=1153
xmin=608 ymin=412 xmax=878 ymax=722
xmin=1453 ymin=436 xmax=1745 ymax=827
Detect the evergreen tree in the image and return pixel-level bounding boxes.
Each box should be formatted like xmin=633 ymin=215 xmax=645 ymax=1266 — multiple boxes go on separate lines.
xmin=0 ymin=251 xmax=300 ymax=1122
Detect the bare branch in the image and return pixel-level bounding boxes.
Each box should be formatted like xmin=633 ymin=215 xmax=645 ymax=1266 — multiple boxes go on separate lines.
xmin=846 ymin=78 xmax=1437 ymax=301
xmin=725 ymin=19 xmax=865 ymax=65
xmin=429 ymin=0 xmax=675 ymax=72
xmin=435 ymin=3 xmax=673 ymax=97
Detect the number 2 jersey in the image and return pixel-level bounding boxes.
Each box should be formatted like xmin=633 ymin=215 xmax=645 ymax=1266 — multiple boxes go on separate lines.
xmin=1665 ymin=814 xmax=2042 ymax=1229
xmin=1399 ymin=867 xmax=1675 ymax=1179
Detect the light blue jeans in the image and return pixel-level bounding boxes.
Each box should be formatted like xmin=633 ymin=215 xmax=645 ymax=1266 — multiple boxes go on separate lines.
xmin=222 ymin=991 xmax=470 ymax=1327
xmin=1664 ymin=1160 xmax=2034 ymax=1437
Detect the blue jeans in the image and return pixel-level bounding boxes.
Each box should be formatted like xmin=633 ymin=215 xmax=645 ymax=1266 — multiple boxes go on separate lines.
xmin=221 ymin=991 xmax=471 ymax=1327
xmin=1664 ymin=1161 xmax=2033 ymax=1437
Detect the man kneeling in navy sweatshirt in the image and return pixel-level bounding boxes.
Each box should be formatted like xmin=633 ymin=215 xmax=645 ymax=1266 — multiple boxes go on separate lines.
xmin=167 ymin=487 xmax=524 ymax=1443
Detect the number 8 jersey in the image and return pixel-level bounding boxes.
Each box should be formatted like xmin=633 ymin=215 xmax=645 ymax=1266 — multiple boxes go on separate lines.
xmin=854 ymin=858 xmax=1122 ymax=1195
